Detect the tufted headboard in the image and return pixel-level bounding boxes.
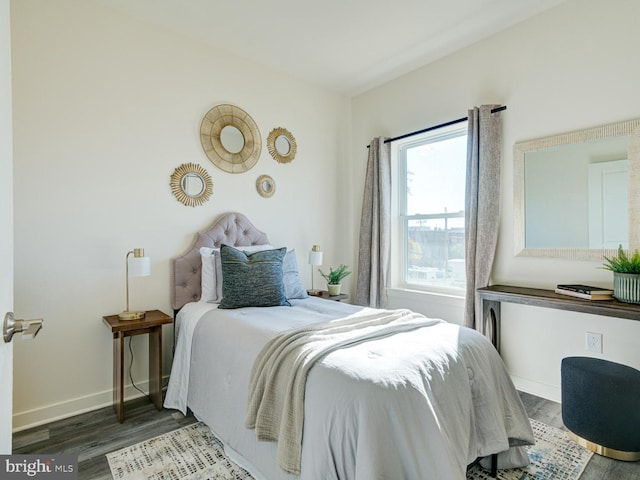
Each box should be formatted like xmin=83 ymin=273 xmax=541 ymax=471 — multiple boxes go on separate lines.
xmin=171 ymin=212 xmax=270 ymax=311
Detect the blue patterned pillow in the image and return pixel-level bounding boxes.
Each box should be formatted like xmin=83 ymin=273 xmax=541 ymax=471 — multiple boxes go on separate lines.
xmin=219 ymin=244 xmax=290 ymax=309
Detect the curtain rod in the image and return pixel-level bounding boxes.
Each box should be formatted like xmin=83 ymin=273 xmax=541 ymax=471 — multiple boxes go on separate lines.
xmin=366 ymin=105 xmax=506 ymax=148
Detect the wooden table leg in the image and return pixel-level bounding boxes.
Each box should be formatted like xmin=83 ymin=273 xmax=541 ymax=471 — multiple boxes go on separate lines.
xmin=482 ymin=298 xmax=501 ymax=353
xmin=148 ymin=326 xmax=162 ymax=410
xmin=113 ymin=332 xmax=125 ymax=423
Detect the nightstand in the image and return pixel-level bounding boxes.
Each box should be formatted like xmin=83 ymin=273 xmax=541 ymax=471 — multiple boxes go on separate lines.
xmin=102 ymin=309 xmax=172 ymax=423
xmin=313 ymin=291 xmax=349 ymax=302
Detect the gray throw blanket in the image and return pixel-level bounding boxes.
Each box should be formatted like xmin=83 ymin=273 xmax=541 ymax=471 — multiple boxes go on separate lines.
xmin=244 ymin=307 xmax=441 ymax=474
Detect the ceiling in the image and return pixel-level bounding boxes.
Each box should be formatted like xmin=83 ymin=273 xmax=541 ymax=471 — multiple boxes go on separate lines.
xmin=95 ymin=0 xmax=567 ymax=96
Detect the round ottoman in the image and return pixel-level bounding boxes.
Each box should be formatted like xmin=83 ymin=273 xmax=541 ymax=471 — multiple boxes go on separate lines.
xmin=561 ymin=356 xmax=640 ymax=461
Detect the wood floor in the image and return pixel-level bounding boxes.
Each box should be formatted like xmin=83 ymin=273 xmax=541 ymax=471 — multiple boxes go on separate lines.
xmin=12 ymin=392 xmax=639 ymax=480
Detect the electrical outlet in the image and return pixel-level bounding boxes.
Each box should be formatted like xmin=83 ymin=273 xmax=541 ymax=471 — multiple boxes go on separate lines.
xmin=585 ymin=332 xmax=603 ymax=354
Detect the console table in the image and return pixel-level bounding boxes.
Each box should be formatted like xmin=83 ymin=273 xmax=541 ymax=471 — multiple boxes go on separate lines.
xmin=477 ymin=285 xmax=640 ymax=353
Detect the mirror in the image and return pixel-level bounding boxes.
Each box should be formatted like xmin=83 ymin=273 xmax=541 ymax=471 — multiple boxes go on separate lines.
xmin=267 ymin=127 xmax=297 ymax=163
xmin=170 ymin=163 xmax=213 ymax=207
xmin=256 ymin=174 xmax=276 ymax=198
xmin=514 ymin=118 xmax=640 ymax=260
xmin=200 ymin=104 xmax=261 ymax=174
xmin=181 ymin=173 xmax=205 ymax=196
xmin=275 ymin=136 xmax=291 ymax=155
xmin=220 ymin=125 xmax=245 ymax=154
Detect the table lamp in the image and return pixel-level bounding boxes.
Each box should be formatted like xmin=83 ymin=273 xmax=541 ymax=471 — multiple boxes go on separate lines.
xmin=119 ymin=248 xmax=151 ymax=320
xmin=308 ymin=245 xmax=323 ymax=296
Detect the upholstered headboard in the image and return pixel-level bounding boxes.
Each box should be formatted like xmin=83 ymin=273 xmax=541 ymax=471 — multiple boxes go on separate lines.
xmin=171 ymin=212 xmax=270 ymax=311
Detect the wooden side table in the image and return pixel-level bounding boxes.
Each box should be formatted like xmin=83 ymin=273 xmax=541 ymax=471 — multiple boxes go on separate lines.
xmin=313 ymin=291 xmax=349 ymax=302
xmin=102 ymin=309 xmax=172 ymax=423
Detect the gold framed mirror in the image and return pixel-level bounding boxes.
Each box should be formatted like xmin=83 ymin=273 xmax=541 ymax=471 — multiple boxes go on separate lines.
xmin=267 ymin=127 xmax=297 ymax=164
xmin=256 ymin=174 xmax=276 ymax=198
xmin=200 ymin=104 xmax=262 ymax=174
xmin=170 ymin=163 xmax=213 ymax=207
xmin=514 ymin=118 xmax=640 ymax=260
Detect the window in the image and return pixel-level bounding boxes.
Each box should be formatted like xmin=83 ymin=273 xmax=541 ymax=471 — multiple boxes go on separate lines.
xmin=395 ymin=124 xmax=467 ymax=293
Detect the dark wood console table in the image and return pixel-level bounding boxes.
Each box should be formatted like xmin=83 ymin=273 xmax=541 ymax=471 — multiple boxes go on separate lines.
xmin=477 ymin=285 xmax=640 ymax=353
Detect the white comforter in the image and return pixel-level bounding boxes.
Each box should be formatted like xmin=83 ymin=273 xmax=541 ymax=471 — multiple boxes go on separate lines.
xmin=165 ymin=298 xmax=533 ymax=480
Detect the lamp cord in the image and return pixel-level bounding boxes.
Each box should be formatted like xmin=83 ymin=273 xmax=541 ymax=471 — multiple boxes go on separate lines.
xmin=127 ymin=337 xmax=170 ymax=400
xmin=128 ymin=337 xmax=149 ymax=400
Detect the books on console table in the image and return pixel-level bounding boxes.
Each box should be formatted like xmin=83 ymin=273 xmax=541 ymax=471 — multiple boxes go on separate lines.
xmin=555 ymin=284 xmax=614 ymax=300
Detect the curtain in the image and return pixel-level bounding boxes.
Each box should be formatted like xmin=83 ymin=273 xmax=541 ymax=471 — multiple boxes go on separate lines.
xmin=355 ymin=137 xmax=391 ymax=308
xmin=464 ymin=105 xmax=502 ymax=333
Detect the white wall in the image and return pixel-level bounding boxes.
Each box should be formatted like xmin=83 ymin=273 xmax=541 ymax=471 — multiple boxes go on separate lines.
xmin=11 ymin=0 xmax=350 ymax=429
xmin=350 ymin=0 xmax=640 ymax=402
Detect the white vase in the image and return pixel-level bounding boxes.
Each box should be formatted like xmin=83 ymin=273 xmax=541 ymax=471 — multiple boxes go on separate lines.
xmin=327 ymin=284 xmax=342 ymax=296
xmin=613 ymin=272 xmax=640 ymax=304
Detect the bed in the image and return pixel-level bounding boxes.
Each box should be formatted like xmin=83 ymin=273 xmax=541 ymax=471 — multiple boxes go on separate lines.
xmin=164 ymin=212 xmax=534 ymax=480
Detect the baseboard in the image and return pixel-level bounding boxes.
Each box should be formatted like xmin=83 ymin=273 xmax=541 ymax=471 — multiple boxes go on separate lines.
xmin=12 ymin=375 xmax=559 ymax=432
xmin=12 ymin=376 xmax=170 ymax=432
xmin=511 ymin=375 xmax=561 ymax=404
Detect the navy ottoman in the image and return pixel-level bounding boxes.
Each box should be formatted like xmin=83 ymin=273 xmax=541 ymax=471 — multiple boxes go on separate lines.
xmin=561 ymin=356 xmax=640 ymax=461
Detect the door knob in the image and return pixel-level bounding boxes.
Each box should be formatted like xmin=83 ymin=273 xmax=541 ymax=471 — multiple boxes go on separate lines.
xmin=3 ymin=312 xmax=43 ymax=343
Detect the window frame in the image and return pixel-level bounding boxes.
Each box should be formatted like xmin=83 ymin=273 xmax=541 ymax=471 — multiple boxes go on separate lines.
xmin=392 ymin=122 xmax=468 ymax=296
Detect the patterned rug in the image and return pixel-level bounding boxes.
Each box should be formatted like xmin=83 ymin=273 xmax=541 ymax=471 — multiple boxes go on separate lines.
xmin=107 ymin=422 xmax=253 ymax=480
xmin=107 ymin=419 xmax=593 ymax=480
xmin=466 ymin=419 xmax=593 ymax=479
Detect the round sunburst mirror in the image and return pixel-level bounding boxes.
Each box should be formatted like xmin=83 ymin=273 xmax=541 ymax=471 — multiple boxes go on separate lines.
xmin=267 ymin=127 xmax=297 ymax=164
xmin=170 ymin=163 xmax=213 ymax=207
xmin=256 ymin=175 xmax=276 ymax=198
xmin=200 ymin=104 xmax=262 ymax=174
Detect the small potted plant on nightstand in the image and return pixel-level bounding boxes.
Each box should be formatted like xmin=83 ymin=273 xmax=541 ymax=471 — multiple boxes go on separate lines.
xmin=602 ymin=245 xmax=640 ymax=304
xmin=319 ymin=264 xmax=351 ymax=296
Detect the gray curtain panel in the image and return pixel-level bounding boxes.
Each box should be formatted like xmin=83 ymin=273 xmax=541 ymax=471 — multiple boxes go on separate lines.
xmin=464 ymin=105 xmax=502 ymax=333
xmin=356 ymin=137 xmax=391 ymax=308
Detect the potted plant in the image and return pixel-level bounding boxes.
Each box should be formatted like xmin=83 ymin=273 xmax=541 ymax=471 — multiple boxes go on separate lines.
xmin=602 ymin=245 xmax=640 ymax=304
xmin=319 ymin=264 xmax=351 ymax=296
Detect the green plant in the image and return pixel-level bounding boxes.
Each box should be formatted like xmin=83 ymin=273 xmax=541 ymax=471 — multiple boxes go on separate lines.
xmin=319 ymin=264 xmax=352 ymax=285
xmin=602 ymin=244 xmax=640 ymax=274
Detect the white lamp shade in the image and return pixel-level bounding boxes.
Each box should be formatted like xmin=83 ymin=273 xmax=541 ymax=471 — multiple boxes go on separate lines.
xmin=128 ymin=256 xmax=151 ymax=277
xmin=308 ymin=250 xmax=323 ymax=266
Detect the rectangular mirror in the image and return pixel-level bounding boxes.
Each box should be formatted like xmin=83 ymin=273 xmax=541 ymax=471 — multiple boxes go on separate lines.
xmin=514 ymin=118 xmax=640 ymax=261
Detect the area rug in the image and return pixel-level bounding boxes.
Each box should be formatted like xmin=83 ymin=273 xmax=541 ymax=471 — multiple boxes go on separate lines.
xmin=107 ymin=422 xmax=252 ymax=480
xmin=107 ymin=419 xmax=593 ymax=480
xmin=466 ymin=419 xmax=593 ymax=480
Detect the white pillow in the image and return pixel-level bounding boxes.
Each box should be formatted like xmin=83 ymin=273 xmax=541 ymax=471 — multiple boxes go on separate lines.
xmin=200 ymin=247 xmax=220 ymax=302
